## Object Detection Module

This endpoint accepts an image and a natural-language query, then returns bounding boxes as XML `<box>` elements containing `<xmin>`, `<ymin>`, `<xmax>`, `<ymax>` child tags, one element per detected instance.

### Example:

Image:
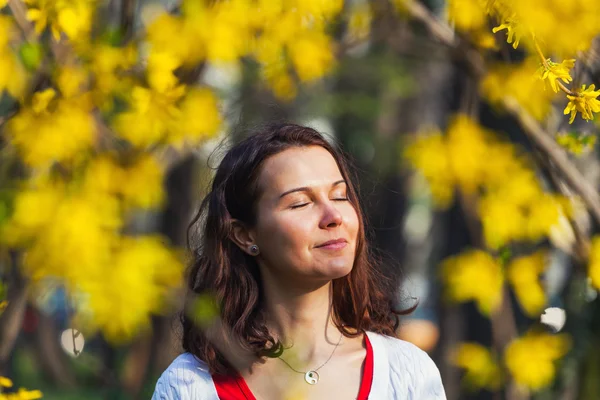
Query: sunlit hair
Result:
<box><xmin>182</xmin><ymin>123</ymin><xmax>412</xmax><ymax>375</ymax></box>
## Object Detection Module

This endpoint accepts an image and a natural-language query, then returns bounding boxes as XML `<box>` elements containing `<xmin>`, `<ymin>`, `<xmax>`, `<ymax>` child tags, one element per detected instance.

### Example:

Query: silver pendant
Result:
<box><xmin>304</xmin><ymin>370</ymin><xmax>319</xmax><ymax>385</ymax></box>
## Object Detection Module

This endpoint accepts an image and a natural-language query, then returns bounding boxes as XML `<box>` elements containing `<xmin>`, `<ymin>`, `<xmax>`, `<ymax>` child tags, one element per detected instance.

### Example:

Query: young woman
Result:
<box><xmin>152</xmin><ymin>123</ymin><xmax>446</xmax><ymax>399</ymax></box>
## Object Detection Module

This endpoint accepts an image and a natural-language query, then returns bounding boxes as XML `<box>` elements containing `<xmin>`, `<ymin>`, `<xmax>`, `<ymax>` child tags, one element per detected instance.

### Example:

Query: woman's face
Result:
<box><xmin>250</xmin><ymin>145</ymin><xmax>360</xmax><ymax>283</ymax></box>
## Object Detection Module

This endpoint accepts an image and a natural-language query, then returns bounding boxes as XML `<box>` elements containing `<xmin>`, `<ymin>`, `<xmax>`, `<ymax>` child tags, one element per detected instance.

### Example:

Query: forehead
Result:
<box><xmin>257</xmin><ymin>146</ymin><xmax>344</xmax><ymax>195</ymax></box>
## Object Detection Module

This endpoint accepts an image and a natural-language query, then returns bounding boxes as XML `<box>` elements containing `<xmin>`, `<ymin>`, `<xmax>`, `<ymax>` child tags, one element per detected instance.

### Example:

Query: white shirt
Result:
<box><xmin>152</xmin><ymin>331</ymin><xmax>447</xmax><ymax>399</ymax></box>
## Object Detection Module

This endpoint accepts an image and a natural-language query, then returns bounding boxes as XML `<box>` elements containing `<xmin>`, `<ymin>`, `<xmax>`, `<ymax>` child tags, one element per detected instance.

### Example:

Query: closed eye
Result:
<box><xmin>290</xmin><ymin>203</ymin><xmax>310</xmax><ymax>209</ymax></box>
<box><xmin>333</xmin><ymin>198</ymin><xmax>349</xmax><ymax>201</ymax></box>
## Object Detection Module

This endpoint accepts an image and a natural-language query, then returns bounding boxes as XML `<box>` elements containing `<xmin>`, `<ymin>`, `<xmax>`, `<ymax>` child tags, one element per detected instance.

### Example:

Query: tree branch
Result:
<box><xmin>402</xmin><ymin>0</ymin><xmax>600</xmax><ymax>226</ymax></box>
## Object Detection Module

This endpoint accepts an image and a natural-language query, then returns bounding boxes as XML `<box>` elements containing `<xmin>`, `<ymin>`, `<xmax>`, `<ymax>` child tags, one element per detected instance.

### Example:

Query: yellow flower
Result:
<box><xmin>76</xmin><ymin>236</ymin><xmax>183</xmax><ymax>342</ymax></box>
<box><xmin>452</xmin><ymin>343</ymin><xmax>503</xmax><ymax>390</ymax></box>
<box><xmin>169</xmin><ymin>88</ymin><xmax>222</xmax><ymax>147</ymax></box>
<box><xmin>24</xmin><ymin>0</ymin><xmax>95</xmax><ymax>41</ymax></box>
<box><xmin>0</xmin><ymin>16</ymin><xmax>27</xmax><ymax>98</ymax></box>
<box><xmin>492</xmin><ymin>20</ymin><xmax>522</xmax><ymax>49</ymax></box>
<box><xmin>538</xmin><ymin>59</ymin><xmax>575</xmax><ymax>93</ymax></box>
<box><xmin>507</xmin><ymin>252</ymin><xmax>547</xmax><ymax>317</ymax></box>
<box><xmin>120</xmin><ymin>155</ymin><xmax>165</xmax><ymax>210</ymax></box>
<box><xmin>404</xmin><ymin>131</ymin><xmax>455</xmax><ymax>208</ymax></box>
<box><xmin>347</xmin><ymin>3</ymin><xmax>371</xmax><ymax>42</ymax></box>
<box><xmin>505</xmin><ymin>331</ymin><xmax>571</xmax><ymax>391</ymax></box>
<box><xmin>113</xmin><ymin>84</ymin><xmax>185</xmax><ymax>147</ymax></box>
<box><xmin>588</xmin><ymin>235</ymin><xmax>600</xmax><ymax>289</ymax></box>
<box><xmin>287</xmin><ymin>31</ymin><xmax>335</xmax><ymax>82</ymax></box>
<box><xmin>446</xmin><ymin>115</ymin><xmax>491</xmax><ymax>194</ymax></box>
<box><xmin>482</xmin><ymin>60</ymin><xmax>556</xmax><ymax>121</ymax></box>
<box><xmin>478</xmin><ymin>195</ymin><xmax>525</xmax><ymax>249</ymax></box>
<box><xmin>447</xmin><ymin>0</ymin><xmax>488</xmax><ymax>31</ymax></box>
<box><xmin>6</xmin><ymin>89</ymin><xmax>96</xmax><ymax>167</ymax></box>
<box><xmin>0</xmin><ymin>376</ymin><xmax>12</xmax><ymax>388</ymax></box>
<box><xmin>84</xmin><ymin>155</ymin><xmax>165</xmax><ymax>210</ymax></box>
<box><xmin>564</xmin><ymin>84</ymin><xmax>600</xmax><ymax>124</ymax></box>
<box><xmin>440</xmin><ymin>250</ymin><xmax>504</xmax><ymax>315</ymax></box>
<box><xmin>556</xmin><ymin>131</ymin><xmax>596</xmax><ymax>155</ymax></box>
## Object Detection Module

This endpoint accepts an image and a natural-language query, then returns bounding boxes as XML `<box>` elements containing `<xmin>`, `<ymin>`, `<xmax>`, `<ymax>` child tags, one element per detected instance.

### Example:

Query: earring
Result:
<box><xmin>249</xmin><ymin>245</ymin><xmax>259</xmax><ymax>255</ymax></box>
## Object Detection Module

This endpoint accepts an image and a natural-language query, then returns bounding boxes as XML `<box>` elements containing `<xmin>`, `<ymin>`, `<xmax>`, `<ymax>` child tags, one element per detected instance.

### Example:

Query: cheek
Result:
<box><xmin>345</xmin><ymin>207</ymin><xmax>360</xmax><ymax>241</ymax></box>
<box><xmin>258</xmin><ymin>214</ymin><xmax>313</xmax><ymax>253</ymax></box>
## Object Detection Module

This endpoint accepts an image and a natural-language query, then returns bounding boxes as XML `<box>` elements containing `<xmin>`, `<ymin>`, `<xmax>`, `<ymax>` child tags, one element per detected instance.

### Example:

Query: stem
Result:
<box><xmin>503</xmin><ymin>97</ymin><xmax>600</xmax><ymax>225</ymax></box>
<box><xmin>533</xmin><ymin>40</ymin><xmax>576</xmax><ymax>96</ymax></box>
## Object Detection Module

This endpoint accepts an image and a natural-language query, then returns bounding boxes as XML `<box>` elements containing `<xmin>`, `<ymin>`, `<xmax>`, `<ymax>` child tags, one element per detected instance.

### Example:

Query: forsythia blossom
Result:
<box><xmin>505</xmin><ymin>331</ymin><xmax>571</xmax><ymax>391</ymax></box>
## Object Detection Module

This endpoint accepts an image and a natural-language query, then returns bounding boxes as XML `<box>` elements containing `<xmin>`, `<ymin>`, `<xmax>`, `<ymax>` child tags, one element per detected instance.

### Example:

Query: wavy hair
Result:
<box><xmin>182</xmin><ymin>123</ymin><xmax>412</xmax><ymax>375</ymax></box>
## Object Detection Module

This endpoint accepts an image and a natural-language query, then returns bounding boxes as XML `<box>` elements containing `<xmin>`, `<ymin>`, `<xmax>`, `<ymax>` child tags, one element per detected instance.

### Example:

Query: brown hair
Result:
<box><xmin>182</xmin><ymin>123</ymin><xmax>412</xmax><ymax>375</ymax></box>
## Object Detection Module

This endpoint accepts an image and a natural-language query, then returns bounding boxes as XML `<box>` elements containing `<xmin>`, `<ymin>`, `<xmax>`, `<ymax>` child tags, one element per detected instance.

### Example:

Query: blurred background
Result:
<box><xmin>1</xmin><ymin>0</ymin><xmax>600</xmax><ymax>399</ymax></box>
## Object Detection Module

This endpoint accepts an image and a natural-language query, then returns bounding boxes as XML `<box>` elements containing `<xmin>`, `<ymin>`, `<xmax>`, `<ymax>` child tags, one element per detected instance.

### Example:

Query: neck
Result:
<box><xmin>261</xmin><ymin>274</ymin><xmax>341</xmax><ymax>366</ymax></box>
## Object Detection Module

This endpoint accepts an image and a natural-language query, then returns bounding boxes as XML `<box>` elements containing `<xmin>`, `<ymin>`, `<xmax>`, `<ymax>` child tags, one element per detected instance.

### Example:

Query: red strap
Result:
<box><xmin>213</xmin><ymin>372</ymin><xmax>256</xmax><ymax>400</ymax></box>
<box><xmin>213</xmin><ymin>334</ymin><xmax>374</xmax><ymax>399</ymax></box>
<box><xmin>357</xmin><ymin>333</ymin><xmax>374</xmax><ymax>400</ymax></box>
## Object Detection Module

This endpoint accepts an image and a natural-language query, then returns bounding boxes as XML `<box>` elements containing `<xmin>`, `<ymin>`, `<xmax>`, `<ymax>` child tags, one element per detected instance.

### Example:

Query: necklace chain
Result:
<box><xmin>276</xmin><ymin>331</ymin><xmax>343</xmax><ymax>374</ymax></box>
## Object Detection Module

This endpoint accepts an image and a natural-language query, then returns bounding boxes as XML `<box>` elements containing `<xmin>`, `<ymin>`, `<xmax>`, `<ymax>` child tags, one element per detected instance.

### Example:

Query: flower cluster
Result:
<box><xmin>405</xmin><ymin>115</ymin><xmax>572</xmax><ymax>249</ymax></box>
<box><xmin>446</xmin><ymin>0</ymin><xmax>600</xmax><ymax>123</ymax></box>
<box><xmin>0</xmin><ymin>377</ymin><xmax>42</xmax><ymax>400</ymax></box>
<box><xmin>453</xmin><ymin>330</ymin><xmax>571</xmax><ymax>392</ymax></box>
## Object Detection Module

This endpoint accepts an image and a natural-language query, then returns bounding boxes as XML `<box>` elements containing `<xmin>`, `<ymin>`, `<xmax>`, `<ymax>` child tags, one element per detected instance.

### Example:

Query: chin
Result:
<box><xmin>323</xmin><ymin>260</ymin><xmax>353</xmax><ymax>280</ymax></box>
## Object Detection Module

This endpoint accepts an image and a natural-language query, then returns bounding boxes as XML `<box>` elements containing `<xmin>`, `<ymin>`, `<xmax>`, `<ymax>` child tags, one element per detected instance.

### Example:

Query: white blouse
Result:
<box><xmin>152</xmin><ymin>331</ymin><xmax>447</xmax><ymax>399</ymax></box>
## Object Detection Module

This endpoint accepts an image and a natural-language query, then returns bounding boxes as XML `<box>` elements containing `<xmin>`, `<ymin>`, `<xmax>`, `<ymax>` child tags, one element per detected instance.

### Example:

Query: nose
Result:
<box><xmin>319</xmin><ymin>201</ymin><xmax>343</xmax><ymax>229</ymax></box>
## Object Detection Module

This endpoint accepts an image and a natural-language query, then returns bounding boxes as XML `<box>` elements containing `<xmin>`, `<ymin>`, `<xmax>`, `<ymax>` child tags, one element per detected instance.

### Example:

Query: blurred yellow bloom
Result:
<box><xmin>564</xmin><ymin>84</ymin><xmax>600</xmax><ymax>124</ymax></box>
<box><xmin>505</xmin><ymin>331</ymin><xmax>571</xmax><ymax>391</ymax></box>
<box><xmin>538</xmin><ymin>59</ymin><xmax>575</xmax><ymax>93</ymax></box>
<box><xmin>479</xmin><ymin>195</ymin><xmax>525</xmax><ymax>249</ymax></box>
<box><xmin>0</xmin><ymin>16</ymin><xmax>26</xmax><ymax>98</ymax></box>
<box><xmin>482</xmin><ymin>60</ymin><xmax>555</xmax><ymax>121</ymax></box>
<box><xmin>404</xmin><ymin>131</ymin><xmax>455</xmax><ymax>208</ymax></box>
<box><xmin>588</xmin><ymin>235</ymin><xmax>600</xmax><ymax>289</ymax></box>
<box><xmin>446</xmin><ymin>115</ymin><xmax>491</xmax><ymax>194</ymax></box>
<box><xmin>113</xmin><ymin>84</ymin><xmax>185</xmax><ymax>147</ymax></box>
<box><xmin>452</xmin><ymin>343</ymin><xmax>503</xmax><ymax>390</ymax></box>
<box><xmin>170</xmin><ymin>88</ymin><xmax>222</xmax><ymax>147</ymax></box>
<box><xmin>56</xmin><ymin>65</ymin><xmax>89</xmax><ymax>98</ymax></box>
<box><xmin>0</xmin><ymin>377</ymin><xmax>12</xmax><ymax>388</ymax></box>
<box><xmin>488</xmin><ymin>0</ymin><xmax>600</xmax><ymax>59</ymax></box>
<box><xmin>6</xmin><ymin>89</ymin><xmax>96</xmax><ymax>167</ymax></box>
<box><xmin>507</xmin><ymin>252</ymin><xmax>547</xmax><ymax>317</ymax></box>
<box><xmin>77</xmin><ymin>236</ymin><xmax>183</xmax><ymax>342</ymax></box>
<box><xmin>120</xmin><ymin>156</ymin><xmax>165</xmax><ymax>209</ymax></box>
<box><xmin>447</xmin><ymin>0</ymin><xmax>488</xmax><ymax>31</ymax></box>
<box><xmin>0</xmin><ymin>388</ymin><xmax>43</xmax><ymax>399</ymax></box>
<box><xmin>84</xmin><ymin>155</ymin><xmax>165</xmax><ymax>210</ymax></box>
<box><xmin>556</xmin><ymin>132</ymin><xmax>596</xmax><ymax>155</ymax></box>
<box><xmin>146</xmin><ymin>13</ymin><xmax>204</xmax><ymax>68</ymax></box>
<box><xmin>24</xmin><ymin>0</ymin><xmax>95</xmax><ymax>41</ymax></box>
<box><xmin>288</xmin><ymin>32</ymin><xmax>335</xmax><ymax>82</ymax></box>
<box><xmin>347</xmin><ymin>3</ymin><xmax>371</xmax><ymax>42</ymax></box>
<box><xmin>441</xmin><ymin>250</ymin><xmax>504</xmax><ymax>315</ymax></box>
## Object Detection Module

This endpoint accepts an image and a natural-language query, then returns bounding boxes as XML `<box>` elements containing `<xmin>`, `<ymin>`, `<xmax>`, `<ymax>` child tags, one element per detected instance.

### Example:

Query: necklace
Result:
<box><xmin>277</xmin><ymin>332</ymin><xmax>343</xmax><ymax>385</ymax></box>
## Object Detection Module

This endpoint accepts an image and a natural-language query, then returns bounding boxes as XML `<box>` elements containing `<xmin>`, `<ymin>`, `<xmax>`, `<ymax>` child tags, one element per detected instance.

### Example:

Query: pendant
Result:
<box><xmin>304</xmin><ymin>370</ymin><xmax>319</xmax><ymax>385</ymax></box>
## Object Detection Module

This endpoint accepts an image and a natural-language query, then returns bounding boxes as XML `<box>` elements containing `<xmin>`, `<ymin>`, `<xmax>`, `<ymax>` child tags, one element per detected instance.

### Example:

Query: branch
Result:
<box><xmin>400</xmin><ymin>0</ymin><xmax>485</xmax><ymax>76</ymax></box>
<box><xmin>402</xmin><ymin>0</ymin><xmax>600</xmax><ymax>226</ymax></box>
<box><xmin>503</xmin><ymin>97</ymin><xmax>600</xmax><ymax>225</ymax></box>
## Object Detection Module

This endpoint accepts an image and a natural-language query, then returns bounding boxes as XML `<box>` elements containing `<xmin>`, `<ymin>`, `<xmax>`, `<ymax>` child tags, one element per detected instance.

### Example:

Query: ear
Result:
<box><xmin>230</xmin><ymin>219</ymin><xmax>257</xmax><ymax>255</ymax></box>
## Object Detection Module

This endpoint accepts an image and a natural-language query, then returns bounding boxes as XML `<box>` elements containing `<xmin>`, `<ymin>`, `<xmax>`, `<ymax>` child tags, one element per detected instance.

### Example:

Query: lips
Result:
<box><xmin>316</xmin><ymin>238</ymin><xmax>348</xmax><ymax>250</ymax></box>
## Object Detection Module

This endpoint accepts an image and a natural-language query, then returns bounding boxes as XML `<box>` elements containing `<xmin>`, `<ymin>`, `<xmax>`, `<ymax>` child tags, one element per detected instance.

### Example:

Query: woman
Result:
<box><xmin>152</xmin><ymin>123</ymin><xmax>446</xmax><ymax>399</ymax></box>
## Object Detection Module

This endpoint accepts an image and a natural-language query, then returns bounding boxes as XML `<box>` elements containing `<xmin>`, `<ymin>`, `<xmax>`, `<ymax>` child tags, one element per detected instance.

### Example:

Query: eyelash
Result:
<box><xmin>290</xmin><ymin>198</ymin><xmax>349</xmax><ymax>209</ymax></box>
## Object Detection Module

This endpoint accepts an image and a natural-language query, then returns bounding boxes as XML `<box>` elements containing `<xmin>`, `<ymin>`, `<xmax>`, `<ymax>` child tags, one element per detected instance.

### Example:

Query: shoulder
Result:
<box><xmin>367</xmin><ymin>331</ymin><xmax>446</xmax><ymax>399</ymax></box>
<box><xmin>151</xmin><ymin>353</ymin><xmax>218</xmax><ymax>400</ymax></box>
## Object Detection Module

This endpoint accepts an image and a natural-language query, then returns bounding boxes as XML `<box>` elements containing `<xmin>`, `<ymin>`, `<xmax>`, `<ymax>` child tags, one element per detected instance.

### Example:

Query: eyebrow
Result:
<box><xmin>278</xmin><ymin>179</ymin><xmax>346</xmax><ymax>199</ymax></box>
